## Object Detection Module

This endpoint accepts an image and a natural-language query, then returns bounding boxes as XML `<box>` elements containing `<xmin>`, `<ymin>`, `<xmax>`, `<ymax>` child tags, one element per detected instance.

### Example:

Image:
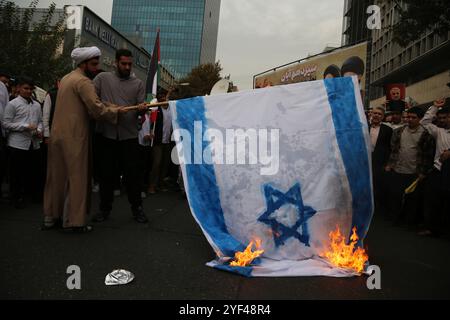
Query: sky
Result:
<box><xmin>14</xmin><ymin>0</ymin><xmax>345</xmax><ymax>90</ymax></box>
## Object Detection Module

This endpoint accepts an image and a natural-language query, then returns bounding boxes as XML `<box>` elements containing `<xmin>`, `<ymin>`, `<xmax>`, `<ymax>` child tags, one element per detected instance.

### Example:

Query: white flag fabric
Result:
<box><xmin>170</xmin><ymin>77</ymin><xmax>373</xmax><ymax>277</ymax></box>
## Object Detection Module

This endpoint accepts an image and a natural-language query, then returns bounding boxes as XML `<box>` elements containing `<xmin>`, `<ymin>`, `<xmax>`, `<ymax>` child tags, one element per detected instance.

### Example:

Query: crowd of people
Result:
<box><xmin>0</xmin><ymin>46</ymin><xmax>449</xmax><ymax>237</ymax></box>
<box><xmin>0</xmin><ymin>47</ymin><xmax>180</xmax><ymax>233</ymax></box>
<box><xmin>368</xmin><ymin>97</ymin><xmax>450</xmax><ymax>238</ymax></box>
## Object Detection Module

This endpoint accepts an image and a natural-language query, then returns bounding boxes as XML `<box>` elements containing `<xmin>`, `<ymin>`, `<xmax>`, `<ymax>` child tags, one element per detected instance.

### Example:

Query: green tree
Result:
<box><xmin>175</xmin><ymin>62</ymin><xmax>223</xmax><ymax>99</ymax></box>
<box><xmin>0</xmin><ymin>0</ymin><xmax>71</xmax><ymax>89</ymax></box>
<box><xmin>389</xmin><ymin>0</ymin><xmax>450</xmax><ymax>47</ymax></box>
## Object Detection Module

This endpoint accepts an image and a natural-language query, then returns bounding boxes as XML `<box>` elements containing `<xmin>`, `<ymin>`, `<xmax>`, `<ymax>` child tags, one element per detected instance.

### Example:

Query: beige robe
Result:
<box><xmin>44</xmin><ymin>69</ymin><xmax>119</xmax><ymax>227</ymax></box>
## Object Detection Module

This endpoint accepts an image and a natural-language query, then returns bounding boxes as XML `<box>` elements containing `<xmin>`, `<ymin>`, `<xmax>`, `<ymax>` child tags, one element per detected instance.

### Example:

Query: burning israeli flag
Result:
<box><xmin>170</xmin><ymin>76</ymin><xmax>373</xmax><ymax>277</ymax></box>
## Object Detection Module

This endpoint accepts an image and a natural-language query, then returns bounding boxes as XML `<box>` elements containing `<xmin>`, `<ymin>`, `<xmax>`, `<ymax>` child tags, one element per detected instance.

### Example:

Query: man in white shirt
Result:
<box><xmin>419</xmin><ymin>98</ymin><xmax>450</xmax><ymax>236</ymax></box>
<box><xmin>0</xmin><ymin>71</ymin><xmax>11</xmax><ymax>198</ymax></box>
<box><xmin>0</xmin><ymin>71</ymin><xmax>10</xmax><ymax>121</ymax></box>
<box><xmin>42</xmin><ymin>80</ymin><xmax>60</xmax><ymax>142</ymax></box>
<box><xmin>138</xmin><ymin>110</ymin><xmax>152</xmax><ymax>198</ymax></box>
<box><xmin>1</xmin><ymin>76</ymin><xmax>43</xmax><ymax>209</ymax></box>
<box><xmin>148</xmin><ymin>92</ymin><xmax>173</xmax><ymax>194</ymax></box>
<box><xmin>41</xmin><ymin>81</ymin><xmax>60</xmax><ymax>200</ymax></box>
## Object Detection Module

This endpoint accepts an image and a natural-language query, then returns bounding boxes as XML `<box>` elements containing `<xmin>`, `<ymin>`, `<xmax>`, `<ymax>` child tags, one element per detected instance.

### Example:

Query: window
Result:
<box><xmin>415</xmin><ymin>42</ymin><xmax>420</xmax><ymax>58</ymax></box>
<box><xmin>427</xmin><ymin>34</ymin><xmax>434</xmax><ymax>50</ymax></box>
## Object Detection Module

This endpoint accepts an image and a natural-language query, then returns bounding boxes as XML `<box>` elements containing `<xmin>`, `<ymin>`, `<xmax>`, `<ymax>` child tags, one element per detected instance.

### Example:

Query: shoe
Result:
<box><xmin>114</xmin><ymin>190</ymin><xmax>121</xmax><ymax>197</ymax></box>
<box><xmin>63</xmin><ymin>225</ymin><xmax>93</xmax><ymax>233</ymax></box>
<box><xmin>141</xmin><ymin>191</ymin><xmax>147</xmax><ymax>199</ymax></box>
<box><xmin>147</xmin><ymin>186</ymin><xmax>156</xmax><ymax>195</ymax></box>
<box><xmin>132</xmin><ymin>207</ymin><xmax>149</xmax><ymax>224</ymax></box>
<box><xmin>41</xmin><ymin>217</ymin><xmax>63</xmax><ymax>231</ymax></box>
<box><xmin>92</xmin><ymin>184</ymin><xmax>99</xmax><ymax>193</ymax></box>
<box><xmin>92</xmin><ymin>211</ymin><xmax>110</xmax><ymax>223</ymax></box>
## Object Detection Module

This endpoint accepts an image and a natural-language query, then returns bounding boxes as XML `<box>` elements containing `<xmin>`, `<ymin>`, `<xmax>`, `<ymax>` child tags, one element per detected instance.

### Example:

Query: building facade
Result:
<box><xmin>342</xmin><ymin>0</ymin><xmax>450</xmax><ymax>108</ymax></box>
<box><xmin>368</xmin><ymin>0</ymin><xmax>450</xmax><ymax>107</ymax></box>
<box><xmin>342</xmin><ymin>0</ymin><xmax>372</xmax><ymax>46</ymax></box>
<box><xmin>111</xmin><ymin>0</ymin><xmax>221</xmax><ymax>80</ymax></box>
<box><xmin>20</xmin><ymin>6</ymin><xmax>151</xmax><ymax>83</ymax></box>
<box><xmin>19</xmin><ymin>6</ymin><xmax>175</xmax><ymax>91</ymax></box>
<box><xmin>64</xmin><ymin>6</ymin><xmax>151</xmax><ymax>83</ymax></box>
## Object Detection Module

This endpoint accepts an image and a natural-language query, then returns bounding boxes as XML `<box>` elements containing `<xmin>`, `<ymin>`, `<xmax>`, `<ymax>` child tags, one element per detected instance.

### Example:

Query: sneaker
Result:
<box><xmin>132</xmin><ymin>207</ymin><xmax>149</xmax><ymax>224</ymax></box>
<box><xmin>141</xmin><ymin>192</ymin><xmax>147</xmax><ymax>199</ymax></box>
<box><xmin>41</xmin><ymin>217</ymin><xmax>62</xmax><ymax>231</ymax></box>
<box><xmin>147</xmin><ymin>186</ymin><xmax>156</xmax><ymax>195</ymax></box>
<box><xmin>92</xmin><ymin>211</ymin><xmax>110</xmax><ymax>223</ymax></box>
<box><xmin>92</xmin><ymin>184</ymin><xmax>99</xmax><ymax>193</ymax></box>
<box><xmin>114</xmin><ymin>190</ymin><xmax>121</xmax><ymax>197</ymax></box>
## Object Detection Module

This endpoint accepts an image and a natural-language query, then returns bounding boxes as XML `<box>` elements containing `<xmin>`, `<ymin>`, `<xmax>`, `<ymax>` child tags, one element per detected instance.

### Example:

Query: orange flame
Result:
<box><xmin>230</xmin><ymin>239</ymin><xmax>264</xmax><ymax>267</ymax></box>
<box><xmin>322</xmin><ymin>226</ymin><xmax>368</xmax><ymax>273</ymax></box>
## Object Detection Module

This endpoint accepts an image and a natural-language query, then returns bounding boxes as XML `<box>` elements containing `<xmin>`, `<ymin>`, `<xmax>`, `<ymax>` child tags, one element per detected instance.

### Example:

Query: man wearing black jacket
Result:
<box><xmin>370</xmin><ymin>107</ymin><xmax>393</xmax><ymax>216</ymax></box>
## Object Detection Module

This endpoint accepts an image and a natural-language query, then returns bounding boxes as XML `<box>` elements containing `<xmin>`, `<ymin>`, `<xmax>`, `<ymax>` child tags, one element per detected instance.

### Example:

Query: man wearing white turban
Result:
<box><xmin>70</xmin><ymin>46</ymin><xmax>102</xmax><ymax>66</ymax></box>
<box><xmin>43</xmin><ymin>47</ymin><xmax>145</xmax><ymax>233</ymax></box>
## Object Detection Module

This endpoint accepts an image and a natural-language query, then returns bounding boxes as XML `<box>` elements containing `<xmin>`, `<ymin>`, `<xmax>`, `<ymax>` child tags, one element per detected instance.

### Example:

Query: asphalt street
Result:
<box><xmin>1</xmin><ymin>189</ymin><xmax>450</xmax><ymax>300</ymax></box>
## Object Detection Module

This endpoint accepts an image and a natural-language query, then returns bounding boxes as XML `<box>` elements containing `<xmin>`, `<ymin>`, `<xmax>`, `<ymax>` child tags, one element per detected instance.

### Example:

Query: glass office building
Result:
<box><xmin>111</xmin><ymin>0</ymin><xmax>221</xmax><ymax>79</ymax></box>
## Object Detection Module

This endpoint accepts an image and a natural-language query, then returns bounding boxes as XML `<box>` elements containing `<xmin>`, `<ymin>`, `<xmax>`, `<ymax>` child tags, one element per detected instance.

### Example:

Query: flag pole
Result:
<box><xmin>122</xmin><ymin>101</ymin><xmax>169</xmax><ymax>112</ymax></box>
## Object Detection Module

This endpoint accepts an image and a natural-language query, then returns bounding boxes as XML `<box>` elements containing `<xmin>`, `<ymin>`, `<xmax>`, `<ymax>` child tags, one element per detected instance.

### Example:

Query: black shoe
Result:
<box><xmin>92</xmin><ymin>211</ymin><xmax>110</xmax><ymax>223</ymax></box>
<box><xmin>132</xmin><ymin>207</ymin><xmax>149</xmax><ymax>224</ymax></box>
<box><xmin>63</xmin><ymin>225</ymin><xmax>93</xmax><ymax>234</ymax></box>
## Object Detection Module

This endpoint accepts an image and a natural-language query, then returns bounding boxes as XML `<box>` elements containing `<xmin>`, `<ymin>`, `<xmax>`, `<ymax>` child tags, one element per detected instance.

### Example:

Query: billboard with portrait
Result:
<box><xmin>254</xmin><ymin>42</ymin><xmax>368</xmax><ymax>90</ymax></box>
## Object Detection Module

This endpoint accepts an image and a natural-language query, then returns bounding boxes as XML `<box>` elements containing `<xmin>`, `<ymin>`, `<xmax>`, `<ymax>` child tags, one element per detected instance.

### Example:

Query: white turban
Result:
<box><xmin>71</xmin><ymin>46</ymin><xmax>101</xmax><ymax>65</ymax></box>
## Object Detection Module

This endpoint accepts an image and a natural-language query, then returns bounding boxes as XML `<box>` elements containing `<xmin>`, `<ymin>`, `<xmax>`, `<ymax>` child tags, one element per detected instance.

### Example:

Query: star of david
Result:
<box><xmin>258</xmin><ymin>183</ymin><xmax>317</xmax><ymax>247</ymax></box>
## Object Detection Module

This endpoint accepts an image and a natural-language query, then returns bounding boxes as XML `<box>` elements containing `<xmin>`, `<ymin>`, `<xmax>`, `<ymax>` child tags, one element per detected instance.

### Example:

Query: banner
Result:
<box><xmin>254</xmin><ymin>42</ymin><xmax>368</xmax><ymax>90</ymax></box>
<box><xmin>171</xmin><ymin>77</ymin><xmax>373</xmax><ymax>277</ymax></box>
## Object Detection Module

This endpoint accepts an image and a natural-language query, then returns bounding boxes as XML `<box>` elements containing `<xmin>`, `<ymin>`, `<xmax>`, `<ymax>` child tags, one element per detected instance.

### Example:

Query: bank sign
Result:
<box><xmin>84</xmin><ymin>15</ymin><xmax>119</xmax><ymax>50</ymax></box>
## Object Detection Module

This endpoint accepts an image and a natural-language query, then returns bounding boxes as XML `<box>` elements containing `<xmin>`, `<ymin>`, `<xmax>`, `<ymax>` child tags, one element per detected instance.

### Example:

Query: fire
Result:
<box><xmin>322</xmin><ymin>226</ymin><xmax>368</xmax><ymax>273</ymax></box>
<box><xmin>230</xmin><ymin>239</ymin><xmax>264</xmax><ymax>267</ymax></box>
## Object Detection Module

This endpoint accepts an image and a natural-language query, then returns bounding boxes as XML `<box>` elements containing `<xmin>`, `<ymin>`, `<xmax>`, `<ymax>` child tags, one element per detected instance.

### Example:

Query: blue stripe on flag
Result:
<box><xmin>175</xmin><ymin>97</ymin><xmax>246</xmax><ymax>258</ymax></box>
<box><xmin>213</xmin><ymin>264</ymin><xmax>253</xmax><ymax>278</ymax></box>
<box><xmin>324</xmin><ymin>77</ymin><xmax>373</xmax><ymax>243</ymax></box>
